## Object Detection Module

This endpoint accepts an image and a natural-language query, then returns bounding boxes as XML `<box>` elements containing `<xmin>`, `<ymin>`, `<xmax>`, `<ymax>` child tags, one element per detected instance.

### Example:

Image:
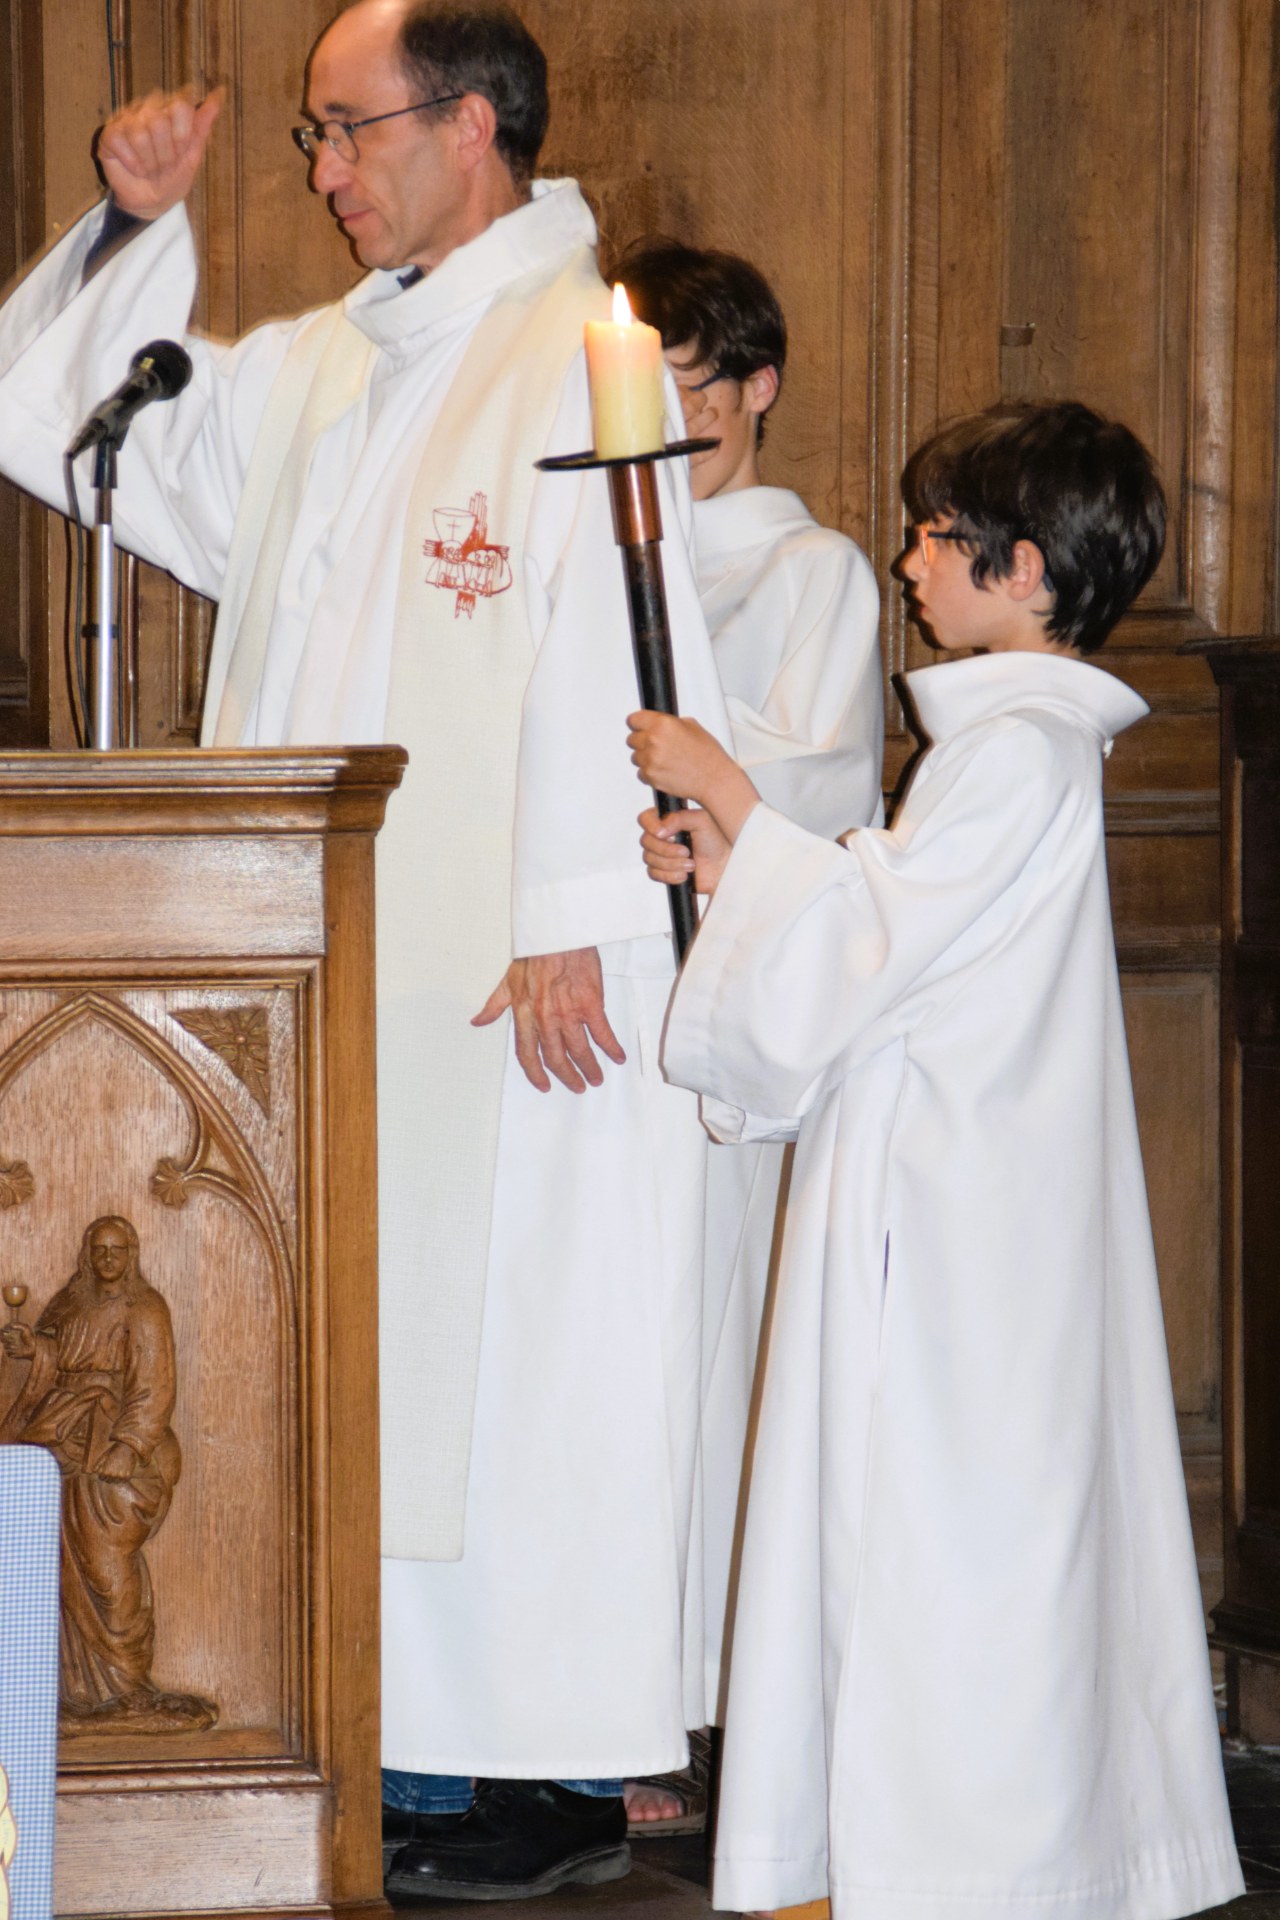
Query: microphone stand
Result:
<box><xmin>88</xmin><ymin>438</ymin><xmax>120</xmax><ymax>750</ymax></box>
<box><xmin>68</xmin><ymin>338</ymin><xmax>192</xmax><ymax>750</ymax></box>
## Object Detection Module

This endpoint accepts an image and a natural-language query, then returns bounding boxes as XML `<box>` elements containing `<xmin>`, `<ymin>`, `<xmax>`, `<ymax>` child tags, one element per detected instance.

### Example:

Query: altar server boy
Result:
<box><xmin>617</xmin><ymin>238</ymin><xmax>883</xmax><ymax>1753</ymax></box>
<box><xmin>628</xmin><ymin>401</ymin><xmax>1244</xmax><ymax>1920</ymax></box>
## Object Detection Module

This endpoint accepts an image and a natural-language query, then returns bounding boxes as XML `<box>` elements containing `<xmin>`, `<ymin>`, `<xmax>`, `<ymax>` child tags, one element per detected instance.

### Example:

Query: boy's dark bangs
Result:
<box><xmin>900</xmin><ymin>434</ymin><xmax>962</xmax><ymax>523</ymax></box>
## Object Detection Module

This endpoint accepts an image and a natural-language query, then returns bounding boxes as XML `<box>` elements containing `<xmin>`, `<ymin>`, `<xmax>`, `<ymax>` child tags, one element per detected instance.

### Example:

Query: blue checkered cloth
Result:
<box><xmin>0</xmin><ymin>1446</ymin><xmax>59</xmax><ymax>1920</ymax></box>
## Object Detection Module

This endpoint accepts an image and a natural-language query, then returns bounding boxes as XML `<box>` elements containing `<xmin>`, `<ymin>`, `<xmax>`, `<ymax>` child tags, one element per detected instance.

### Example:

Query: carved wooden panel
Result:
<box><xmin>0</xmin><ymin>747</ymin><xmax>399</xmax><ymax>1917</ymax></box>
<box><xmin>0</xmin><ymin>981</ymin><xmax>306</xmax><ymax>1761</ymax></box>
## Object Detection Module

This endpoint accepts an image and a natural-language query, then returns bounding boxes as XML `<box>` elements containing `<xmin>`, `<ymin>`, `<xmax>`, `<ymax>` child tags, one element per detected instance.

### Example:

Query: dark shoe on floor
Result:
<box><xmin>385</xmin><ymin>1778</ymin><xmax>630</xmax><ymax>1902</ymax></box>
<box><xmin>382</xmin><ymin>1804</ymin><xmax>469</xmax><ymax>1853</ymax></box>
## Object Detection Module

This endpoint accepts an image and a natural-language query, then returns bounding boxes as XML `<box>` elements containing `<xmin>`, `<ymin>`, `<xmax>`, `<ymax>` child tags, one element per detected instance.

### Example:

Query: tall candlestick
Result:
<box><xmin>584</xmin><ymin>283</ymin><xmax>665</xmax><ymax>459</ymax></box>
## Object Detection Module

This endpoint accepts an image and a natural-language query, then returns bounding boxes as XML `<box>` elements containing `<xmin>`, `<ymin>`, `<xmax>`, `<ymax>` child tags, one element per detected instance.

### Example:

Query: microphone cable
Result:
<box><xmin>62</xmin><ymin>456</ymin><xmax>90</xmax><ymax>749</ymax></box>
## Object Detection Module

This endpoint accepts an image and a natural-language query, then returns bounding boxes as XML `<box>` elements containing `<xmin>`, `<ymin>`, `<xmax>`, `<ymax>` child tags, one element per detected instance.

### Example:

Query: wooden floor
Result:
<box><xmin>385</xmin><ymin>1749</ymin><xmax>1280</xmax><ymax>1918</ymax></box>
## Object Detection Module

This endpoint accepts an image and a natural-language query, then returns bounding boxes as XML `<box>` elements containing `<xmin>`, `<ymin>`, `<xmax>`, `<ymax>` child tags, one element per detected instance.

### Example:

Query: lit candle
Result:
<box><xmin>584</xmin><ymin>283</ymin><xmax>665</xmax><ymax>459</ymax></box>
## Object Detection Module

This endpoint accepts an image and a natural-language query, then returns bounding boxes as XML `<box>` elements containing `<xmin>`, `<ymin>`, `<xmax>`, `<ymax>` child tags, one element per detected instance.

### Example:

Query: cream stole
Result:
<box><xmin>203</xmin><ymin>249</ymin><xmax>611</xmax><ymax>1560</ymax></box>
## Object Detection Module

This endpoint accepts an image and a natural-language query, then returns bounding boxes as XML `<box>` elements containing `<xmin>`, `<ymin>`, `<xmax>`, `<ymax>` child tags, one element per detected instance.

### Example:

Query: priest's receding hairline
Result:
<box><xmin>307</xmin><ymin>0</ymin><xmax>414</xmax><ymax>116</ymax></box>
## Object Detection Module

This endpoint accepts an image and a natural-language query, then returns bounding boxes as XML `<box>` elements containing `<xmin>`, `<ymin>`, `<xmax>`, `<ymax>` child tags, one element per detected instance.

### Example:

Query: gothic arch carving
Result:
<box><xmin>0</xmin><ymin>990</ymin><xmax>295</xmax><ymax>1333</ymax></box>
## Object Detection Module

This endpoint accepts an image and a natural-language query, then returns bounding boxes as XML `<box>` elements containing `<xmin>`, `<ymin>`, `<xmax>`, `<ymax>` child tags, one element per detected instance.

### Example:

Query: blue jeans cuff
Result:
<box><xmin>381</xmin><ymin>1769</ymin><xmax>622</xmax><ymax>1809</ymax></box>
<box><xmin>381</xmin><ymin>1768</ymin><xmax>474</xmax><ymax>1815</ymax></box>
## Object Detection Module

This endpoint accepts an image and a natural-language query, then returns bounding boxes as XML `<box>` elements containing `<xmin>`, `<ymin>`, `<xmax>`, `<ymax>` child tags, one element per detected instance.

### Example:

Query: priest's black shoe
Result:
<box><xmin>382</xmin><ymin>1804</ymin><xmax>468</xmax><ymax>1858</ymax></box>
<box><xmin>385</xmin><ymin>1778</ymin><xmax>630</xmax><ymax>1902</ymax></box>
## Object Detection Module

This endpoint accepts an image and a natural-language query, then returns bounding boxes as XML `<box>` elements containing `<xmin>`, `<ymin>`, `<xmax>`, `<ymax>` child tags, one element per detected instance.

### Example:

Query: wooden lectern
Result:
<box><xmin>0</xmin><ymin>747</ymin><xmax>404</xmax><ymax>1920</ymax></box>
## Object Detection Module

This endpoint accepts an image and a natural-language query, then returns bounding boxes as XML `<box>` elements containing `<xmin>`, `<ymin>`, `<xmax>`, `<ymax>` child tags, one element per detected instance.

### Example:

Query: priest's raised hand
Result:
<box><xmin>96</xmin><ymin>85</ymin><xmax>225</xmax><ymax>221</ymax></box>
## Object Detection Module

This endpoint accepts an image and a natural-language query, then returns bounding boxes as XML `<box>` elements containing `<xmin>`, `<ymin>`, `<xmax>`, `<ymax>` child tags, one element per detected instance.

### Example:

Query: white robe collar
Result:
<box><xmin>905</xmin><ymin>649</ymin><xmax>1148</xmax><ymax>755</ymax></box>
<box><xmin>341</xmin><ymin>176</ymin><xmax>597</xmax><ymax>355</ymax></box>
<box><xmin>693</xmin><ymin>485</ymin><xmax>815</xmax><ymax>556</ymax></box>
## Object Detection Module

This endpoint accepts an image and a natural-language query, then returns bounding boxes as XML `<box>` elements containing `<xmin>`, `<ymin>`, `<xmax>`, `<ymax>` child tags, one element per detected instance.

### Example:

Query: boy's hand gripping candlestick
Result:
<box><xmin>537</xmin><ymin>284</ymin><xmax>716</xmax><ymax>961</ymax></box>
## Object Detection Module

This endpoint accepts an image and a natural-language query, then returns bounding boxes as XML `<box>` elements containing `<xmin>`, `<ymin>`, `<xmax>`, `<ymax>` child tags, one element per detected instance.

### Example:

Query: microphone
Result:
<box><xmin>67</xmin><ymin>339</ymin><xmax>193</xmax><ymax>458</ymax></box>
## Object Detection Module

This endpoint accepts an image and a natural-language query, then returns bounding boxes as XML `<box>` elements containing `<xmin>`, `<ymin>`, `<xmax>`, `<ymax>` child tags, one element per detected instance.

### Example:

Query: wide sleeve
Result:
<box><xmin>729</xmin><ymin>535</ymin><xmax>885</xmax><ymax>838</ymax></box>
<box><xmin>112</xmin><ymin>1293</ymin><xmax>177</xmax><ymax>1463</ymax></box>
<box><xmin>664</xmin><ymin>715</ymin><xmax>1077</xmax><ymax>1128</ymax></box>
<box><xmin>0</xmin><ymin>201</ymin><xmax>297</xmax><ymax>598</ymax></box>
<box><xmin>510</xmin><ymin>351</ymin><xmax>732</xmax><ymax>956</ymax></box>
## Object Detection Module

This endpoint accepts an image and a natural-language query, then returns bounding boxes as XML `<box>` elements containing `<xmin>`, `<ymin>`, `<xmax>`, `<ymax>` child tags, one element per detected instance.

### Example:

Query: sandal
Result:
<box><xmin>625</xmin><ymin>1726</ymin><xmax>713</xmax><ymax>1837</ymax></box>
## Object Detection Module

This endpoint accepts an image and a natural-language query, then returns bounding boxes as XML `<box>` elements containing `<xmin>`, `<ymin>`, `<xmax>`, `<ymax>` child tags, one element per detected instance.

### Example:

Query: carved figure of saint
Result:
<box><xmin>0</xmin><ymin>1217</ymin><xmax>216</xmax><ymax>1732</ymax></box>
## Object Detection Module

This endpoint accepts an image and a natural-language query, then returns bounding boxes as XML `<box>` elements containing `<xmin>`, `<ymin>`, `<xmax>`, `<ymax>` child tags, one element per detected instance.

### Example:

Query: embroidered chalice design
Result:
<box><xmin>423</xmin><ymin>490</ymin><xmax>513</xmax><ymax>619</ymax></box>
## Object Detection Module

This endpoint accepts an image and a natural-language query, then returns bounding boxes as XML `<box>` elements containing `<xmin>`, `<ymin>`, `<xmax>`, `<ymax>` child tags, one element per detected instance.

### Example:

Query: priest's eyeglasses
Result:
<box><xmin>905</xmin><ymin>524</ymin><xmax>970</xmax><ymax>565</ymax></box>
<box><xmin>292</xmin><ymin>94</ymin><xmax>464</xmax><ymax>163</ymax></box>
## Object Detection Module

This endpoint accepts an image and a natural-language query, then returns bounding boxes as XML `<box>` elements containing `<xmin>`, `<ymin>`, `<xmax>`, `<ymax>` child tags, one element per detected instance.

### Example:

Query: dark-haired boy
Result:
<box><xmin>628</xmin><ymin>402</ymin><xmax>1244</xmax><ymax>1919</ymax></box>
<box><xmin>616</xmin><ymin>243</ymin><xmax>883</xmax><ymax>1793</ymax></box>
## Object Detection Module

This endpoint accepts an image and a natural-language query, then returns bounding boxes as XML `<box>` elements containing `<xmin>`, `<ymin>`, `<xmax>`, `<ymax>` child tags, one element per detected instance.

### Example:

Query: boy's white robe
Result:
<box><xmin>0</xmin><ymin>181</ymin><xmax>730</xmax><ymax>1772</ymax></box>
<box><xmin>690</xmin><ymin>485</ymin><xmax>883</xmax><ymax>1722</ymax></box>
<box><xmin>664</xmin><ymin>652</ymin><xmax>1243</xmax><ymax>1920</ymax></box>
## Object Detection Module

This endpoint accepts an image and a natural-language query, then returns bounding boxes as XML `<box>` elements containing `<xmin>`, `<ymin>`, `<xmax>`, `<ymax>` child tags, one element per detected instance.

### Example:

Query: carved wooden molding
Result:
<box><xmin>0</xmin><ymin>1160</ymin><xmax>34</xmax><ymax>1209</ymax></box>
<box><xmin>173</xmin><ymin>1006</ymin><xmax>271</xmax><ymax>1112</ymax></box>
<box><xmin>0</xmin><ymin>989</ymin><xmax>295</xmax><ymax>1336</ymax></box>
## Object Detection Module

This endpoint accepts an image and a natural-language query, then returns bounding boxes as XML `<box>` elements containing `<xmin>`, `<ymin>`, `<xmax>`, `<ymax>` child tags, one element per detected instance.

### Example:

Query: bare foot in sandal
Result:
<box><xmin>623</xmin><ymin>1779</ymin><xmax>685</xmax><ymax>1823</ymax></box>
<box><xmin>623</xmin><ymin>1727</ymin><xmax>713</xmax><ymax>1835</ymax></box>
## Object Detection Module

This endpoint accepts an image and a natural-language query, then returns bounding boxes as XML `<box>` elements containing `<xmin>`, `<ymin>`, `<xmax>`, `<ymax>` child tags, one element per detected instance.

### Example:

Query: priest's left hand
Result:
<box><xmin>473</xmin><ymin>947</ymin><xmax>626</xmax><ymax>1094</ymax></box>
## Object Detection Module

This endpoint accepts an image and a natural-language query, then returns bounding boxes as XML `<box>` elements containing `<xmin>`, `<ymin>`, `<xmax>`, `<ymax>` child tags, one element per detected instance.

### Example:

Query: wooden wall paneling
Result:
<box><xmin>36</xmin><ymin>0</ymin><xmax>120</xmax><ymax>751</ymax></box>
<box><xmin>1199</xmin><ymin>642</ymin><xmax>1280</xmax><ymax>1739</ymax></box>
<box><xmin>937</xmin><ymin>0</ymin><xmax>1004</xmax><ymax>423</ymax></box>
<box><xmin>847</xmin><ymin>0</ymin><xmax>909</xmax><ymax>733</ymax></box>
<box><xmin>1001</xmin><ymin>1</ymin><xmax>1196</xmax><ymax>632</ymax></box>
<box><xmin>21</xmin><ymin>0</ymin><xmax>361</xmax><ymax>751</ymax></box>
<box><xmin>1120</xmin><ymin>970</ymin><xmax>1222</xmax><ymax>1428</ymax></box>
<box><xmin>1121</xmin><ymin>968</ymin><xmax>1222</xmax><ymax>1608</ymax></box>
<box><xmin>526</xmin><ymin>0</ymin><xmax>852</xmax><ymax>536</ymax></box>
<box><xmin>1225</xmin><ymin>0</ymin><xmax>1280</xmax><ymax>635</ymax></box>
<box><xmin>199</xmin><ymin>0</ymin><xmax>359</xmax><ymax>334</ymax></box>
<box><xmin>130</xmin><ymin>0</ymin><xmax>356</xmax><ymax>749</ymax></box>
<box><xmin>0</xmin><ymin>0</ymin><xmax>46</xmax><ymax>746</ymax></box>
<box><xmin>885</xmin><ymin>0</ymin><xmax>1010</xmax><ymax>780</ymax></box>
<box><xmin>916</xmin><ymin>0</ymin><xmax>1244</xmax><ymax>1626</ymax></box>
<box><xmin>1192</xmin><ymin>0</ymin><xmax>1242</xmax><ymax>638</ymax></box>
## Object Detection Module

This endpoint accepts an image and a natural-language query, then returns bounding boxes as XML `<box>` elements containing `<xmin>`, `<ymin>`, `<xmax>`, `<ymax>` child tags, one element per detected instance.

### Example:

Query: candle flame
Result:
<box><xmin>612</xmin><ymin>282</ymin><xmax>634</xmax><ymax>326</ymax></box>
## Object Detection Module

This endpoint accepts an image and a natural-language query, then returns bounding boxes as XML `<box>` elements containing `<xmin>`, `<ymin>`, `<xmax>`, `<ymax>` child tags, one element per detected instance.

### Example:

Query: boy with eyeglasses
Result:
<box><xmin>627</xmin><ymin>401</ymin><xmax>1243</xmax><ymax>1920</ymax></box>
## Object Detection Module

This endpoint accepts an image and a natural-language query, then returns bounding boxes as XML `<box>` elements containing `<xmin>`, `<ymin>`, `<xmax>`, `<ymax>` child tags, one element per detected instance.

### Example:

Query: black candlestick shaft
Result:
<box><xmin>604</xmin><ymin>459</ymin><xmax>700</xmax><ymax>962</ymax></box>
<box><xmin>617</xmin><ymin>541</ymin><xmax>699</xmax><ymax>959</ymax></box>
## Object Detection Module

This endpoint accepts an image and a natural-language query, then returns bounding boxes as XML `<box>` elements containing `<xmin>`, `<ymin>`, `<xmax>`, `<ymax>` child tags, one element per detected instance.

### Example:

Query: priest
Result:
<box><xmin>0</xmin><ymin>2</ymin><xmax>729</xmax><ymax>1899</ymax></box>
